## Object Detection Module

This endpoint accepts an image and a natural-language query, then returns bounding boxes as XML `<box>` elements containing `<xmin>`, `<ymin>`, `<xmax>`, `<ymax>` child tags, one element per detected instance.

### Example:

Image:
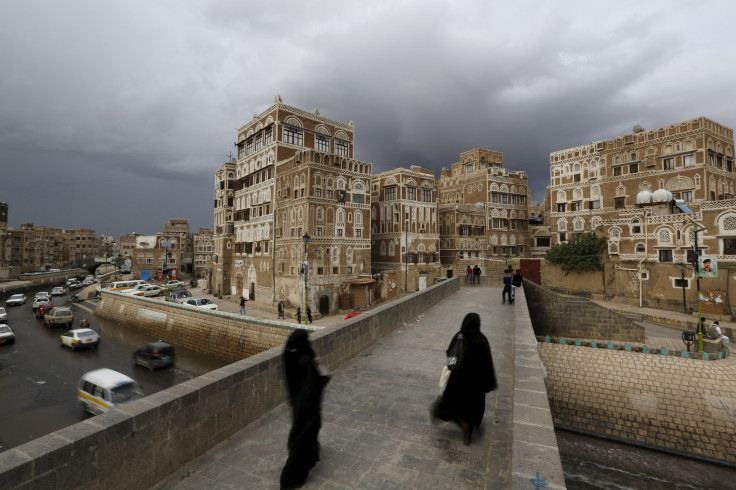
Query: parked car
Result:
<box><xmin>164</xmin><ymin>280</ymin><xmax>183</xmax><ymax>289</ymax></box>
<box><xmin>35</xmin><ymin>303</ymin><xmax>55</xmax><ymax>318</ymax></box>
<box><xmin>66</xmin><ymin>278</ymin><xmax>81</xmax><ymax>286</ymax></box>
<box><xmin>60</xmin><ymin>328</ymin><xmax>100</xmax><ymax>350</ymax></box>
<box><xmin>137</xmin><ymin>285</ymin><xmax>162</xmax><ymax>297</ymax></box>
<box><xmin>123</xmin><ymin>284</ymin><xmax>162</xmax><ymax>297</ymax></box>
<box><xmin>77</xmin><ymin>369</ymin><xmax>143</xmax><ymax>414</ymax></box>
<box><xmin>0</xmin><ymin>307</ymin><xmax>6</xmax><ymax>321</ymax></box>
<box><xmin>44</xmin><ymin>307</ymin><xmax>74</xmax><ymax>328</ymax></box>
<box><xmin>51</xmin><ymin>286</ymin><xmax>67</xmax><ymax>296</ymax></box>
<box><xmin>0</xmin><ymin>324</ymin><xmax>14</xmax><ymax>344</ymax></box>
<box><xmin>133</xmin><ymin>341</ymin><xmax>175</xmax><ymax>370</ymax></box>
<box><xmin>165</xmin><ymin>287</ymin><xmax>192</xmax><ymax>303</ymax></box>
<box><xmin>182</xmin><ymin>297</ymin><xmax>219</xmax><ymax>311</ymax></box>
<box><xmin>68</xmin><ymin>281</ymin><xmax>83</xmax><ymax>290</ymax></box>
<box><xmin>32</xmin><ymin>297</ymin><xmax>52</xmax><ymax>310</ymax></box>
<box><xmin>6</xmin><ymin>294</ymin><xmax>26</xmax><ymax>306</ymax></box>
<box><xmin>84</xmin><ymin>275</ymin><xmax>97</xmax><ymax>284</ymax></box>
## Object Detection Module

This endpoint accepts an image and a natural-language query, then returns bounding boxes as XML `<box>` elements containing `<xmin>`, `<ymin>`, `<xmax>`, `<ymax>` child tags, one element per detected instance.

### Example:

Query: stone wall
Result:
<box><xmin>0</xmin><ymin>278</ymin><xmax>461</xmax><ymax>489</ymax></box>
<box><xmin>539</xmin><ymin>341</ymin><xmax>736</xmax><ymax>465</ymax></box>
<box><xmin>524</xmin><ymin>279</ymin><xmax>645</xmax><ymax>342</ymax></box>
<box><xmin>96</xmin><ymin>292</ymin><xmax>299</xmax><ymax>362</ymax></box>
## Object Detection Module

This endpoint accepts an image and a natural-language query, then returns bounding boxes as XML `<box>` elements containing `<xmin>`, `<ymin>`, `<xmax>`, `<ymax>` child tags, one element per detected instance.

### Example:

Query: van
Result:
<box><xmin>106</xmin><ymin>280</ymin><xmax>147</xmax><ymax>292</ymax></box>
<box><xmin>166</xmin><ymin>287</ymin><xmax>192</xmax><ymax>303</ymax></box>
<box><xmin>77</xmin><ymin>368</ymin><xmax>144</xmax><ymax>415</ymax></box>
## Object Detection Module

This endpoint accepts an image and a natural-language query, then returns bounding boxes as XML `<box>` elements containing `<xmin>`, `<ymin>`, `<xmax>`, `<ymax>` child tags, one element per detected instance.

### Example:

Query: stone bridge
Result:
<box><xmin>0</xmin><ymin>279</ymin><xmax>565</xmax><ymax>489</ymax></box>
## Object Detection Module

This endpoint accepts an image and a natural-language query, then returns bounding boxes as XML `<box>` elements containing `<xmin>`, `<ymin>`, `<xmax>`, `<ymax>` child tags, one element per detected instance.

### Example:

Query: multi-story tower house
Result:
<box><xmin>223</xmin><ymin>96</ymin><xmax>371</xmax><ymax>315</ymax></box>
<box><xmin>119</xmin><ymin>233</ymin><xmax>141</xmax><ymax>263</ymax></box>
<box><xmin>438</xmin><ymin>148</ymin><xmax>530</xmax><ymax>275</ymax></box>
<box><xmin>370</xmin><ymin>166</ymin><xmax>440</xmax><ymax>292</ymax></box>
<box><xmin>548</xmin><ymin>117</ymin><xmax>735</xmax><ymax>248</ymax></box>
<box><xmin>67</xmin><ymin>228</ymin><xmax>98</xmax><ymax>268</ymax></box>
<box><xmin>211</xmin><ymin>161</ymin><xmax>236</xmax><ymax>297</ymax></box>
<box><xmin>157</xmin><ymin>219</ymin><xmax>189</xmax><ymax>279</ymax></box>
<box><xmin>193</xmin><ymin>227</ymin><xmax>213</xmax><ymax>278</ymax></box>
<box><xmin>546</xmin><ymin>117</ymin><xmax>736</xmax><ymax>313</ymax></box>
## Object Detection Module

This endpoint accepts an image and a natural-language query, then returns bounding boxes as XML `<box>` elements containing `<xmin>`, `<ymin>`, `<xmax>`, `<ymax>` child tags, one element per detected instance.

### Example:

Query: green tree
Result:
<box><xmin>545</xmin><ymin>232</ymin><xmax>607</xmax><ymax>273</ymax></box>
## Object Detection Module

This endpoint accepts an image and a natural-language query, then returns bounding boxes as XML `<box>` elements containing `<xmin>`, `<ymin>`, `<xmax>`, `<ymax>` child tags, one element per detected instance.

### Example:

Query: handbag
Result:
<box><xmin>438</xmin><ymin>365</ymin><xmax>451</xmax><ymax>393</ymax></box>
<box><xmin>446</xmin><ymin>333</ymin><xmax>463</xmax><ymax>370</ymax></box>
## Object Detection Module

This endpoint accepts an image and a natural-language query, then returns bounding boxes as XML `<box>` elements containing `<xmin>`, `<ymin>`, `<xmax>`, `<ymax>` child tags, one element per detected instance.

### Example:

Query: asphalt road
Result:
<box><xmin>0</xmin><ymin>285</ymin><xmax>227</xmax><ymax>452</ymax></box>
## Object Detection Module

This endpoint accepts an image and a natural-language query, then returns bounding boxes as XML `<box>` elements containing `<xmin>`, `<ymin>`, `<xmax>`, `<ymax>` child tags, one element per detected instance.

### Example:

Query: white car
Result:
<box><xmin>35</xmin><ymin>292</ymin><xmax>51</xmax><ymax>300</ymax></box>
<box><xmin>84</xmin><ymin>275</ymin><xmax>97</xmax><ymax>284</ymax></box>
<box><xmin>0</xmin><ymin>307</ymin><xmax>6</xmax><ymax>321</ymax></box>
<box><xmin>164</xmin><ymin>280</ymin><xmax>184</xmax><ymax>289</ymax></box>
<box><xmin>123</xmin><ymin>284</ymin><xmax>162</xmax><ymax>297</ymax></box>
<box><xmin>182</xmin><ymin>297</ymin><xmax>219</xmax><ymax>311</ymax></box>
<box><xmin>60</xmin><ymin>328</ymin><xmax>100</xmax><ymax>350</ymax></box>
<box><xmin>51</xmin><ymin>286</ymin><xmax>67</xmax><ymax>296</ymax></box>
<box><xmin>0</xmin><ymin>324</ymin><xmax>15</xmax><ymax>344</ymax></box>
<box><xmin>6</xmin><ymin>294</ymin><xmax>26</xmax><ymax>306</ymax></box>
<box><xmin>32</xmin><ymin>297</ymin><xmax>52</xmax><ymax>310</ymax></box>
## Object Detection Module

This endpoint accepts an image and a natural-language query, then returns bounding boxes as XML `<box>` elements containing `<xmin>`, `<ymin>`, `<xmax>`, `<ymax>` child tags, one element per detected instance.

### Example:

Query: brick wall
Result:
<box><xmin>0</xmin><ymin>278</ymin><xmax>461</xmax><ymax>488</ymax></box>
<box><xmin>524</xmin><ymin>279</ymin><xmax>645</xmax><ymax>342</ymax></box>
<box><xmin>96</xmin><ymin>292</ymin><xmax>298</xmax><ymax>361</ymax></box>
<box><xmin>539</xmin><ymin>341</ymin><xmax>736</xmax><ymax>465</ymax></box>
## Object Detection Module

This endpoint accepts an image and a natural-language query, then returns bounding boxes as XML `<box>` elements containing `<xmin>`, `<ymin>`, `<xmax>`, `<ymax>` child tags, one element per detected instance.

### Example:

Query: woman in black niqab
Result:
<box><xmin>280</xmin><ymin>329</ymin><xmax>328</xmax><ymax>489</ymax></box>
<box><xmin>432</xmin><ymin>312</ymin><xmax>497</xmax><ymax>445</ymax></box>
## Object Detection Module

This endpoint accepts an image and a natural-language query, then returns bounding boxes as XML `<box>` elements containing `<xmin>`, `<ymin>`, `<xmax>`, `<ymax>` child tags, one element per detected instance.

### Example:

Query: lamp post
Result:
<box><xmin>302</xmin><ymin>232</ymin><xmax>310</xmax><ymax>325</ymax></box>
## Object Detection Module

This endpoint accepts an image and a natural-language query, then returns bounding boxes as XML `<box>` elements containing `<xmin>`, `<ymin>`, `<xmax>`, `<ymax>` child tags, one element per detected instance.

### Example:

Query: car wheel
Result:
<box><xmin>93</xmin><ymin>342</ymin><xmax>99</xmax><ymax>349</ymax></box>
<box><xmin>71</xmin><ymin>343</ymin><xmax>76</xmax><ymax>351</ymax></box>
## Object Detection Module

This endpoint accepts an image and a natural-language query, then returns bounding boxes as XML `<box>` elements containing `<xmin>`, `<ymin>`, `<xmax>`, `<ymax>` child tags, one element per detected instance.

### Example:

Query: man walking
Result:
<box><xmin>473</xmin><ymin>265</ymin><xmax>481</xmax><ymax>285</ymax></box>
<box><xmin>278</xmin><ymin>300</ymin><xmax>285</xmax><ymax>319</ymax></box>
<box><xmin>502</xmin><ymin>270</ymin><xmax>513</xmax><ymax>303</ymax></box>
<box><xmin>510</xmin><ymin>269</ymin><xmax>523</xmax><ymax>304</ymax></box>
<box><xmin>239</xmin><ymin>295</ymin><xmax>246</xmax><ymax>315</ymax></box>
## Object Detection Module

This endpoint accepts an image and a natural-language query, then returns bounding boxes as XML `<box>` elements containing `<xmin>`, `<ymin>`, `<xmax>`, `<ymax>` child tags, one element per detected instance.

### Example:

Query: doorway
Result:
<box><xmin>319</xmin><ymin>295</ymin><xmax>329</xmax><ymax>316</ymax></box>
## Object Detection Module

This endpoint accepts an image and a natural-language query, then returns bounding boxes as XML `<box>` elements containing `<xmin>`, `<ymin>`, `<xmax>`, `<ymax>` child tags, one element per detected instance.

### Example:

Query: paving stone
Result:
<box><xmin>151</xmin><ymin>288</ymin><xmax>523</xmax><ymax>489</ymax></box>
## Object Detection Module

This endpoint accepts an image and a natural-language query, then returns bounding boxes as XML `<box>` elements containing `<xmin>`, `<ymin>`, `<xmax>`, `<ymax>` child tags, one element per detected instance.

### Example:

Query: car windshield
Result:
<box><xmin>111</xmin><ymin>383</ymin><xmax>143</xmax><ymax>404</ymax></box>
<box><xmin>0</xmin><ymin>326</ymin><xmax>11</xmax><ymax>333</ymax></box>
<box><xmin>200</xmin><ymin>299</ymin><xmax>212</xmax><ymax>305</ymax></box>
<box><xmin>10</xmin><ymin>295</ymin><xmax>22</xmax><ymax>299</ymax></box>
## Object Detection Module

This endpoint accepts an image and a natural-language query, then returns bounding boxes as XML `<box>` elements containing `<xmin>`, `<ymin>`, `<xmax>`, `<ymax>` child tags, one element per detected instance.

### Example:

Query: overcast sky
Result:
<box><xmin>2</xmin><ymin>0</ymin><xmax>735</xmax><ymax>238</ymax></box>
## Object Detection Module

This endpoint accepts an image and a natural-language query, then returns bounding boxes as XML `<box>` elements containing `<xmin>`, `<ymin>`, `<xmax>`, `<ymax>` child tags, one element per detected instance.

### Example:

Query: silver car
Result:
<box><xmin>6</xmin><ymin>294</ymin><xmax>26</xmax><ymax>306</ymax></box>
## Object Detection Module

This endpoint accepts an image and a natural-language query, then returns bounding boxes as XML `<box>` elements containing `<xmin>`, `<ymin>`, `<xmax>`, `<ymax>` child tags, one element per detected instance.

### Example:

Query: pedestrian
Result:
<box><xmin>280</xmin><ymin>330</ymin><xmax>330</xmax><ymax>488</ymax></box>
<box><xmin>296</xmin><ymin>307</ymin><xmax>302</xmax><ymax>324</ymax></box>
<box><xmin>465</xmin><ymin>266</ymin><xmax>473</xmax><ymax>284</ymax></box>
<box><xmin>239</xmin><ymin>295</ymin><xmax>246</xmax><ymax>315</ymax></box>
<box><xmin>502</xmin><ymin>270</ymin><xmax>512</xmax><ymax>303</ymax></box>
<box><xmin>306</xmin><ymin>306</ymin><xmax>312</xmax><ymax>324</ymax></box>
<box><xmin>473</xmin><ymin>265</ymin><xmax>481</xmax><ymax>285</ymax></box>
<box><xmin>278</xmin><ymin>300</ymin><xmax>285</xmax><ymax>319</ymax></box>
<box><xmin>510</xmin><ymin>269</ymin><xmax>523</xmax><ymax>304</ymax></box>
<box><xmin>430</xmin><ymin>313</ymin><xmax>497</xmax><ymax>445</ymax></box>
<box><xmin>707</xmin><ymin>320</ymin><xmax>730</xmax><ymax>344</ymax></box>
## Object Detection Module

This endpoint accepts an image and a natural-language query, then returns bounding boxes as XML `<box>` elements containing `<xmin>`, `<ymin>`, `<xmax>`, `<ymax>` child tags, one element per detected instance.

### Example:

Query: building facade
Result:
<box><xmin>438</xmin><ymin>148</ymin><xmax>530</xmax><ymax>275</ymax></box>
<box><xmin>546</xmin><ymin>116</ymin><xmax>736</xmax><ymax>313</ymax></box>
<box><xmin>212</xmin><ymin>96</ymin><xmax>372</xmax><ymax>316</ymax></box>
<box><xmin>193</xmin><ymin>227</ymin><xmax>213</xmax><ymax>278</ymax></box>
<box><xmin>370</xmin><ymin>166</ymin><xmax>441</xmax><ymax>292</ymax></box>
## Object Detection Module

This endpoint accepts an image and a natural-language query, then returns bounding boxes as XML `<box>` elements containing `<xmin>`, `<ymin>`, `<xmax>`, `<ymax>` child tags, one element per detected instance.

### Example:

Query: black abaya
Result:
<box><xmin>433</xmin><ymin>313</ymin><xmax>497</xmax><ymax>429</ymax></box>
<box><xmin>280</xmin><ymin>330</ymin><xmax>328</xmax><ymax>489</ymax></box>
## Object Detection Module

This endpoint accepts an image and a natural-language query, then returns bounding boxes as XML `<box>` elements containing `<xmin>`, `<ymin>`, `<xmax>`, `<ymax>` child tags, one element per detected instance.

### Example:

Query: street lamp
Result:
<box><xmin>302</xmin><ymin>233</ymin><xmax>311</xmax><ymax>325</ymax></box>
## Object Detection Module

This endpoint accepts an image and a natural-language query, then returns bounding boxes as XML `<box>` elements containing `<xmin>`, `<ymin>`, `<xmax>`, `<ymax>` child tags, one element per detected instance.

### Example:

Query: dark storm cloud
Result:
<box><xmin>2</xmin><ymin>0</ymin><xmax>736</xmax><ymax>236</ymax></box>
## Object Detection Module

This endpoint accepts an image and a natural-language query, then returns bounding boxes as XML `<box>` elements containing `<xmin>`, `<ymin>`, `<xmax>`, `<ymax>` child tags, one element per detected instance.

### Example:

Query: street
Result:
<box><xmin>0</xmin><ymin>285</ymin><xmax>227</xmax><ymax>452</ymax></box>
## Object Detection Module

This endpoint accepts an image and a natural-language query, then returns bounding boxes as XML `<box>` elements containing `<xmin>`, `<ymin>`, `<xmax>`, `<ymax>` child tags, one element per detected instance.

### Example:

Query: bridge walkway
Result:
<box><xmin>152</xmin><ymin>287</ymin><xmax>547</xmax><ymax>489</ymax></box>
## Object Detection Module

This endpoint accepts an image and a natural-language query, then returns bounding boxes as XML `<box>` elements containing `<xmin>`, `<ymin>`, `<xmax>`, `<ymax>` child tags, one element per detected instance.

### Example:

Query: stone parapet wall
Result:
<box><xmin>524</xmin><ymin>279</ymin><xmax>645</xmax><ymax>343</ymax></box>
<box><xmin>96</xmin><ymin>292</ymin><xmax>301</xmax><ymax>362</ymax></box>
<box><xmin>0</xmin><ymin>278</ymin><xmax>461</xmax><ymax>489</ymax></box>
<box><xmin>539</xmin><ymin>341</ymin><xmax>736</xmax><ymax>465</ymax></box>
